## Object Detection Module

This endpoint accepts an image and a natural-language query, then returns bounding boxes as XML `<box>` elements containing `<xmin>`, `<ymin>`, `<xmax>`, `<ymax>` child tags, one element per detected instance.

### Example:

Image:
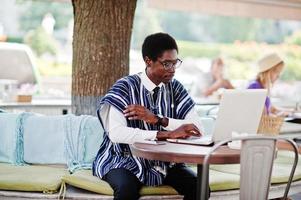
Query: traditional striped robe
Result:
<box><xmin>92</xmin><ymin>73</ymin><xmax>195</xmax><ymax>186</ymax></box>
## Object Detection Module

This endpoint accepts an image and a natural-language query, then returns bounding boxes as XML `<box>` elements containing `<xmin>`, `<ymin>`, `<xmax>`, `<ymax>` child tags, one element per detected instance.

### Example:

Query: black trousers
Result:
<box><xmin>103</xmin><ymin>164</ymin><xmax>197</xmax><ymax>200</ymax></box>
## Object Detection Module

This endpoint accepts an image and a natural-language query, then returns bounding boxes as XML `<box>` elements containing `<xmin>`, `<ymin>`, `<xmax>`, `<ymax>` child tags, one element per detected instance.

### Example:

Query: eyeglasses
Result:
<box><xmin>158</xmin><ymin>58</ymin><xmax>182</xmax><ymax>70</ymax></box>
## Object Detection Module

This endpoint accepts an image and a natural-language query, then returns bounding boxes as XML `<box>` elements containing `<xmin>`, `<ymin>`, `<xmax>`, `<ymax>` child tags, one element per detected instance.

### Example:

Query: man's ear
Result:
<box><xmin>145</xmin><ymin>56</ymin><xmax>152</xmax><ymax>67</ymax></box>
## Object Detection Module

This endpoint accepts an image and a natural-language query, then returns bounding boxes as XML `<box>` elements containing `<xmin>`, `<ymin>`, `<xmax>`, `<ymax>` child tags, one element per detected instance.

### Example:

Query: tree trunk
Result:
<box><xmin>71</xmin><ymin>0</ymin><xmax>137</xmax><ymax>115</ymax></box>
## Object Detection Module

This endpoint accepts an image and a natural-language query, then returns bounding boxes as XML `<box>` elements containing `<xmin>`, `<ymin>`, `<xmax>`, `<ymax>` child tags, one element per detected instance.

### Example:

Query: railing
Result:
<box><xmin>0</xmin><ymin>100</ymin><xmax>71</xmax><ymax>115</ymax></box>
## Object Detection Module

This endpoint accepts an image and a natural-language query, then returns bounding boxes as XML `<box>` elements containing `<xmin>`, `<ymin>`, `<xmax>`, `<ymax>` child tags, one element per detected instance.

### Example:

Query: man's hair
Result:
<box><xmin>142</xmin><ymin>32</ymin><xmax>178</xmax><ymax>61</ymax></box>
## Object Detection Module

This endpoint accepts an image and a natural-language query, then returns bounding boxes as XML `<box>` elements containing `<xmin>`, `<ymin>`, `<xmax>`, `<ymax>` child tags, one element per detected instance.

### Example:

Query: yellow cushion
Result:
<box><xmin>0</xmin><ymin>163</ymin><xmax>68</xmax><ymax>193</ymax></box>
<box><xmin>210</xmin><ymin>152</ymin><xmax>301</xmax><ymax>185</ymax></box>
<box><xmin>62</xmin><ymin>170</ymin><xmax>178</xmax><ymax>195</ymax></box>
<box><xmin>187</xmin><ymin>166</ymin><xmax>241</xmax><ymax>191</ymax></box>
<box><xmin>61</xmin><ymin>169</ymin><xmax>249</xmax><ymax>193</ymax></box>
<box><xmin>209</xmin><ymin>170</ymin><xmax>240</xmax><ymax>191</ymax></box>
<box><xmin>274</xmin><ymin>151</ymin><xmax>300</xmax><ymax>165</ymax></box>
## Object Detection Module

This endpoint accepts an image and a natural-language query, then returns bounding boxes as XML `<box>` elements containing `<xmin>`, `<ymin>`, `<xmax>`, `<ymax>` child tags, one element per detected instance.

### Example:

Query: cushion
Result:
<box><xmin>22</xmin><ymin>113</ymin><xmax>103</xmax><ymax>170</ymax></box>
<box><xmin>274</xmin><ymin>151</ymin><xmax>299</xmax><ymax>165</ymax></box>
<box><xmin>61</xmin><ymin>160</ymin><xmax>301</xmax><ymax>194</ymax></box>
<box><xmin>0</xmin><ymin>113</ymin><xmax>19</xmax><ymax>163</ymax></box>
<box><xmin>188</xmin><ymin>165</ymin><xmax>241</xmax><ymax>191</ymax></box>
<box><xmin>0</xmin><ymin>163</ymin><xmax>68</xmax><ymax>193</ymax></box>
<box><xmin>209</xmin><ymin>169</ymin><xmax>240</xmax><ymax>191</ymax></box>
<box><xmin>62</xmin><ymin>169</ymin><xmax>244</xmax><ymax>193</ymax></box>
<box><xmin>82</xmin><ymin>116</ymin><xmax>103</xmax><ymax>164</ymax></box>
<box><xmin>210</xmin><ymin>151</ymin><xmax>301</xmax><ymax>185</ymax></box>
<box><xmin>65</xmin><ymin>115</ymin><xmax>103</xmax><ymax>172</ymax></box>
<box><xmin>62</xmin><ymin>170</ymin><xmax>178</xmax><ymax>195</ymax></box>
<box><xmin>23</xmin><ymin>114</ymin><xmax>67</xmax><ymax>164</ymax></box>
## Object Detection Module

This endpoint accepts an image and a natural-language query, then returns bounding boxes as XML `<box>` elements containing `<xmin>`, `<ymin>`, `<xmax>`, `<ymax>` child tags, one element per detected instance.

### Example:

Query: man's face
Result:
<box><xmin>146</xmin><ymin>49</ymin><xmax>178</xmax><ymax>85</ymax></box>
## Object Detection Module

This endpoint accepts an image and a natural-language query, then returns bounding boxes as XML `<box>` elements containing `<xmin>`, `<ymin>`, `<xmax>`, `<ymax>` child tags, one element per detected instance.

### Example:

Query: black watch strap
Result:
<box><xmin>155</xmin><ymin>115</ymin><xmax>164</xmax><ymax>126</ymax></box>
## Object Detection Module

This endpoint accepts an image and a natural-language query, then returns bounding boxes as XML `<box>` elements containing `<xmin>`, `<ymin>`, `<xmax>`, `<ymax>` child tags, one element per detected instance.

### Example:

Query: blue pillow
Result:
<box><xmin>82</xmin><ymin>116</ymin><xmax>104</xmax><ymax>163</ymax></box>
<box><xmin>0</xmin><ymin>113</ymin><xmax>19</xmax><ymax>163</ymax></box>
<box><xmin>23</xmin><ymin>114</ymin><xmax>67</xmax><ymax>164</ymax></box>
<box><xmin>65</xmin><ymin>115</ymin><xmax>103</xmax><ymax>172</ymax></box>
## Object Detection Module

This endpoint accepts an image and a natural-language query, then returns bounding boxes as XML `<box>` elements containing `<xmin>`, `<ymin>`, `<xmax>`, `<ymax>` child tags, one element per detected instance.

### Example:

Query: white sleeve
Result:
<box><xmin>165</xmin><ymin>107</ymin><xmax>204</xmax><ymax>132</ymax></box>
<box><xmin>108</xmin><ymin>106</ymin><xmax>157</xmax><ymax>144</ymax></box>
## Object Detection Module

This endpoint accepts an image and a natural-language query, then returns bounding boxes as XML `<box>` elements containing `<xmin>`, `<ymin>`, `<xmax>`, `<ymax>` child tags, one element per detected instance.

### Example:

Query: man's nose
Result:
<box><xmin>168</xmin><ymin>66</ymin><xmax>176</xmax><ymax>72</ymax></box>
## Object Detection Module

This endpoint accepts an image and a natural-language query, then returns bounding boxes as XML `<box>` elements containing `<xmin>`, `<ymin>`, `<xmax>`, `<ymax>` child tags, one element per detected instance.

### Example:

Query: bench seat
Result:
<box><xmin>0</xmin><ymin>163</ymin><xmax>68</xmax><ymax>194</ymax></box>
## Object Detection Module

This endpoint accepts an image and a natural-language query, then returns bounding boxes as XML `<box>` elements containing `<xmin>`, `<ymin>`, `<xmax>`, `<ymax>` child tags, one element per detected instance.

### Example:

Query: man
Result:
<box><xmin>93</xmin><ymin>33</ymin><xmax>203</xmax><ymax>200</ymax></box>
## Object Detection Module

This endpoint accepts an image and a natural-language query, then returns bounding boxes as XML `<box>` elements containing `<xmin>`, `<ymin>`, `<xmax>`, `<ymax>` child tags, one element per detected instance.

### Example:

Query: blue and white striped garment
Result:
<box><xmin>92</xmin><ymin>73</ymin><xmax>195</xmax><ymax>186</ymax></box>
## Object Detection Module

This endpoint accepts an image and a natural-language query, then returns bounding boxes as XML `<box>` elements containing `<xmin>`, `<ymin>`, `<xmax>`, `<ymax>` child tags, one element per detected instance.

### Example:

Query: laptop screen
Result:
<box><xmin>212</xmin><ymin>89</ymin><xmax>267</xmax><ymax>142</ymax></box>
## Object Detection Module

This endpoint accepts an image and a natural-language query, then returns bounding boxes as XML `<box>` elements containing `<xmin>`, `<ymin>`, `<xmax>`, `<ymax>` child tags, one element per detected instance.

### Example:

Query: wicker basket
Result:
<box><xmin>257</xmin><ymin>115</ymin><xmax>284</xmax><ymax>136</ymax></box>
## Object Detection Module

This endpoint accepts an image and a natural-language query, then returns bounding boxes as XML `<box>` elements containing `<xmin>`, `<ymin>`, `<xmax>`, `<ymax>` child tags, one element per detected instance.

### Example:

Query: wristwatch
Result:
<box><xmin>155</xmin><ymin>115</ymin><xmax>164</xmax><ymax>126</ymax></box>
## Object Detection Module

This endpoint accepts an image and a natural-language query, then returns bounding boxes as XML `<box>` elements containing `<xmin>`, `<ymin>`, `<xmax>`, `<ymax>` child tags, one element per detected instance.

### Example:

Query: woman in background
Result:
<box><xmin>247</xmin><ymin>53</ymin><xmax>291</xmax><ymax>116</ymax></box>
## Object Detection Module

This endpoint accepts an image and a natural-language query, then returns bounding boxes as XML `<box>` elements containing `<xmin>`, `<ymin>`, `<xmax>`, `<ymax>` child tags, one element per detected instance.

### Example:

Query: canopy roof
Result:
<box><xmin>149</xmin><ymin>0</ymin><xmax>301</xmax><ymax>20</ymax></box>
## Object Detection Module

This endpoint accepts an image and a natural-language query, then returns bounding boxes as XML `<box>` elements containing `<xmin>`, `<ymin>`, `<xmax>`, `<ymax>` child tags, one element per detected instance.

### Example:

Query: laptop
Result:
<box><xmin>167</xmin><ymin>89</ymin><xmax>267</xmax><ymax>145</ymax></box>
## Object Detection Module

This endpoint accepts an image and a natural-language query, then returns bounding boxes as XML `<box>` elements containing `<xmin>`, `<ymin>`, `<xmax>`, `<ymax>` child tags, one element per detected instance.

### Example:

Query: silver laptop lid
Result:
<box><xmin>212</xmin><ymin>89</ymin><xmax>267</xmax><ymax>142</ymax></box>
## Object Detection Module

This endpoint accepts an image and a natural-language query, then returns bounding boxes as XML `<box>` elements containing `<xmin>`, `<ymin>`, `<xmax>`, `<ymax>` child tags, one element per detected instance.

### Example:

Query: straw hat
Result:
<box><xmin>257</xmin><ymin>53</ymin><xmax>283</xmax><ymax>73</ymax></box>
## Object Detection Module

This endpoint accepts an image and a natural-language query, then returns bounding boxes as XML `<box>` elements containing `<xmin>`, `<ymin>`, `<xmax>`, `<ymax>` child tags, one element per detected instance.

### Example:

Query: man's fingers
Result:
<box><xmin>124</xmin><ymin>111</ymin><xmax>137</xmax><ymax>117</ymax></box>
<box><xmin>183</xmin><ymin>124</ymin><xmax>201</xmax><ymax>136</ymax></box>
<box><xmin>188</xmin><ymin>130</ymin><xmax>199</xmax><ymax>135</ymax></box>
<box><xmin>187</xmin><ymin>127</ymin><xmax>201</xmax><ymax>136</ymax></box>
<box><xmin>124</xmin><ymin>105</ymin><xmax>136</xmax><ymax>112</ymax></box>
<box><xmin>128</xmin><ymin>116</ymin><xmax>139</xmax><ymax>120</ymax></box>
<box><xmin>124</xmin><ymin>105</ymin><xmax>144</xmax><ymax>114</ymax></box>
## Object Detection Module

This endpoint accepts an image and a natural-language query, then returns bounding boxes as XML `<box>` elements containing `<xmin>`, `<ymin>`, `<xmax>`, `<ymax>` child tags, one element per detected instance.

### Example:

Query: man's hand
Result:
<box><xmin>123</xmin><ymin>104</ymin><xmax>157</xmax><ymax>124</ymax></box>
<box><xmin>169</xmin><ymin>124</ymin><xmax>202</xmax><ymax>139</ymax></box>
<box><xmin>157</xmin><ymin>124</ymin><xmax>202</xmax><ymax>140</ymax></box>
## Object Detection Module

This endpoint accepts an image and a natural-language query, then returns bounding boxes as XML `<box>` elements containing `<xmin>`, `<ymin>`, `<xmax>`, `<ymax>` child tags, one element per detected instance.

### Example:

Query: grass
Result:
<box><xmin>36</xmin><ymin>58</ymin><xmax>71</xmax><ymax>77</ymax></box>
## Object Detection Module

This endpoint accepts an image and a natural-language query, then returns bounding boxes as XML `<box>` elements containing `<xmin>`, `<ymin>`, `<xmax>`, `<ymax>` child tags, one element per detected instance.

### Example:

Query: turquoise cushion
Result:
<box><xmin>65</xmin><ymin>115</ymin><xmax>103</xmax><ymax>172</ymax></box>
<box><xmin>82</xmin><ymin>116</ymin><xmax>103</xmax><ymax>163</ymax></box>
<box><xmin>23</xmin><ymin>114</ymin><xmax>67</xmax><ymax>164</ymax></box>
<box><xmin>0</xmin><ymin>113</ymin><xmax>18</xmax><ymax>163</ymax></box>
<box><xmin>21</xmin><ymin>113</ymin><xmax>103</xmax><ymax>170</ymax></box>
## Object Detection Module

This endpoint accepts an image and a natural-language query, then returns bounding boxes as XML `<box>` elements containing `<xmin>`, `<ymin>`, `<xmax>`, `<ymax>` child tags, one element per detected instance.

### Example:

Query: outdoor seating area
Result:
<box><xmin>1</xmin><ymin>1</ymin><xmax>301</xmax><ymax>199</ymax></box>
<box><xmin>0</xmin><ymin>111</ymin><xmax>301</xmax><ymax>200</ymax></box>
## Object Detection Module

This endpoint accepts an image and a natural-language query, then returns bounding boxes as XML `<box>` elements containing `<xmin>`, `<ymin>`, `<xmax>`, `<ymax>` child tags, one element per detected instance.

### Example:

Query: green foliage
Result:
<box><xmin>255</xmin><ymin>21</ymin><xmax>287</xmax><ymax>43</ymax></box>
<box><xmin>281</xmin><ymin>57</ymin><xmax>301</xmax><ymax>81</ymax></box>
<box><xmin>17</xmin><ymin>0</ymin><xmax>73</xmax><ymax>32</ymax></box>
<box><xmin>24</xmin><ymin>27</ymin><xmax>58</xmax><ymax>57</ymax></box>
<box><xmin>175</xmin><ymin>40</ymin><xmax>301</xmax><ymax>81</ymax></box>
<box><xmin>177</xmin><ymin>41</ymin><xmax>220</xmax><ymax>58</ymax></box>
<box><xmin>158</xmin><ymin>11</ymin><xmax>205</xmax><ymax>42</ymax></box>
<box><xmin>36</xmin><ymin>58</ymin><xmax>71</xmax><ymax>76</ymax></box>
<box><xmin>131</xmin><ymin>1</ymin><xmax>162</xmax><ymax>49</ymax></box>
<box><xmin>131</xmin><ymin>1</ymin><xmax>301</xmax><ymax>45</ymax></box>
<box><xmin>207</xmin><ymin>16</ymin><xmax>259</xmax><ymax>43</ymax></box>
<box><xmin>285</xmin><ymin>31</ymin><xmax>301</xmax><ymax>46</ymax></box>
<box><xmin>6</xmin><ymin>36</ymin><xmax>23</xmax><ymax>43</ymax></box>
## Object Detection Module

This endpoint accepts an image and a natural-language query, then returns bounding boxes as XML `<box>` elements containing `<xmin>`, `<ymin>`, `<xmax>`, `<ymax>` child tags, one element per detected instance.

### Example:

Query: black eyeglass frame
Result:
<box><xmin>158</xmin><ymin>58</ymin><xmax>182</xmax><ymax>70</ymax></box>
